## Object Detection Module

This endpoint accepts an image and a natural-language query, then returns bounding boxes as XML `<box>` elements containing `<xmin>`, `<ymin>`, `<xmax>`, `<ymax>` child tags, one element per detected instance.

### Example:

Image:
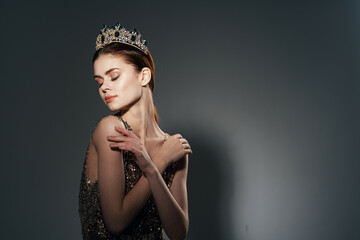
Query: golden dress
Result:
<box><xmin>78</xmin><ymin>116</ymin><xmax>176</xmax><ymax>239</ymax></box>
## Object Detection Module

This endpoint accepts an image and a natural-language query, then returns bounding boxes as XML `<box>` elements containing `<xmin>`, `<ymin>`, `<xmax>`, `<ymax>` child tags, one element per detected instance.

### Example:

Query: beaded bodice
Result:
<box><xmin>78</xmin><ymin>116</ymin><xmax>176</xmax><ymax>239</ymax></box>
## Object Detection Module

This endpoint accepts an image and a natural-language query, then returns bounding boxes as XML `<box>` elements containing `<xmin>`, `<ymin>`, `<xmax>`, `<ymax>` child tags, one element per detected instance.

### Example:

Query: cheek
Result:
<box><xmin>127</xmin><ymin>85</ymin><xmax>142</xmax><ymax>100</ymax></box>
<box><xmin>117</xmin><ymin>80</ymin><xmax>142</xmax><ymax>99</ymax></box>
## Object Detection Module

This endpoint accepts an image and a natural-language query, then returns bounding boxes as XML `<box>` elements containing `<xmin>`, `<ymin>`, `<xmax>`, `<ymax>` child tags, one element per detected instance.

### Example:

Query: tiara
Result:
<box><xmin>95</xmin><ymin>23</ymin><xmax>149</xmax><ymax>55</ymax></box>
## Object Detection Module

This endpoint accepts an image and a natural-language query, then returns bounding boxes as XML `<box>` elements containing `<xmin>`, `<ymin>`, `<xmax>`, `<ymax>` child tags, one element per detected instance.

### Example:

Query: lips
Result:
<box><xmin>105</xmin><ymin>95</ymin><xmax>117</xmax><ymax>103</ymax></box>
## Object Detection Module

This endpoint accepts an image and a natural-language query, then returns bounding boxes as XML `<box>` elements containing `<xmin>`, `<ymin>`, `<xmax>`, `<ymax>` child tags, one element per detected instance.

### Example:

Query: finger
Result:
<box><xmin>184</xmin><ymin>148</ymin><xmax>192</xmax><ymax>155</ymax></box>
<box><xmin>107</xmin><ymin>135</ymin><xmax>135</xmax><ymax>145</ymax></box>
<box><xmin>108</xmin><ymin>137</ymin><xmax>140</xmax><ymax>150</ymax></box>
<box><xmin>115</xmin><ymin>126</ymin><xmax>141</xmax><ymax>140</ymax></box>
<box><xmin>109</xmin><ymin>142</ymin><xmax>139</xmax><ymax>153</ymax></box>
<box><xmin>180</xmin><ymin>138</ymin><xmax>190</xmax><ymax>148</ymax></box>
<box><xmin>114</xmin><ymin>126</ymin><xmax>130</xmax><ymax>136</ymax></box>
<box><xmin>109</xmin><ymin>142</ymin><xmax>128</xmax><ymax>150</ymax></box>
<box><xmin>174</xmin><ymin>133</ymin><xmax>183</xmax><ymax>139</ymax></box>
<box><xmin>127</xmin><ymin>130</ymin><xmax>141</xmax><ymax>140</ymax></box>
<box><xmin>107</xmin><ymin>135</ymin><xmax>128</xmax><ymax>142</ymax></box>
<box><xmin>114</xmin><ymin>126</ymin><xmax>138</xmax><ymax>138</ymax></box>
<box><xmin>182</xmin><ymin>143</ymin><xmax>191</xmax><ymax>149</ymax></box>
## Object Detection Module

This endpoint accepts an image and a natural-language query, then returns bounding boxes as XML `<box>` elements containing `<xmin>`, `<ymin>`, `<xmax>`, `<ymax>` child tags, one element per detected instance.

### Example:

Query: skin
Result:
<box><xmin>93</xmin><ymin>53</ymin><xmax>191</xmax><ymax>239</ymax></box>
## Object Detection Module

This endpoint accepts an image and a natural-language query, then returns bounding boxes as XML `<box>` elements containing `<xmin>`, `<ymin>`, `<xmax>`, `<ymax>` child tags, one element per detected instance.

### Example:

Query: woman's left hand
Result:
<box><xmin>107</xmin><ymin>126</ymin><xmax>154</xmax><ymax>173</ymax></box>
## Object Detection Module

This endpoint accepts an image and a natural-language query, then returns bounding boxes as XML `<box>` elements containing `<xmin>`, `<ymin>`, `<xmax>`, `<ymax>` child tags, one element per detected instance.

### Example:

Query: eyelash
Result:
<box><xmin>98</xmin><ymin>76</ymin><xmax>119</xmax><ymax>87</ymax></box>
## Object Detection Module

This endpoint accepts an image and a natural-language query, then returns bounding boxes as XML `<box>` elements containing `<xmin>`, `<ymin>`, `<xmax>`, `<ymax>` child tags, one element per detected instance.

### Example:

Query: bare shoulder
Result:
<box><xmin>92</xmin><ymin>115</ymin><xmax>126</xmax><ymax>145</ymax></box>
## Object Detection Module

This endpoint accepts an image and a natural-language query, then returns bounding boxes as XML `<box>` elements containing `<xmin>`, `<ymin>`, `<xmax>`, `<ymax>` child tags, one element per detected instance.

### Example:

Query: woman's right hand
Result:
<box><xmin>157</xmin><ymin>133</ymin><xmax>192</xmax><ymax>167</ymax></box>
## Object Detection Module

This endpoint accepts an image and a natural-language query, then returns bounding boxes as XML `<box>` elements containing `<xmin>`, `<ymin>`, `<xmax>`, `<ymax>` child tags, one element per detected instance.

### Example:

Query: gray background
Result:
<box><xmin>1</xmin><ymin>0</ymin><xmax>359</xmax><ymax>239</ymax></box>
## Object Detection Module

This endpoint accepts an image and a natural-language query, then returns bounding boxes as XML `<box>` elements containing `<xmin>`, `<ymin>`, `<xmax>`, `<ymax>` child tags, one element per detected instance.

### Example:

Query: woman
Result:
<box><xmin>78</xmin><ymin>23</ymin><xmax>192</xmax><ymax>240</ymax></box>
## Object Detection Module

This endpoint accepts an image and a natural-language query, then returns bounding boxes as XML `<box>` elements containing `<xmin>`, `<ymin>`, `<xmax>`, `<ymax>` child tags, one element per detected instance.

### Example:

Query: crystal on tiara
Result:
<box><xmin>95</xmin><ymin>23</ymin><xmax>149</xmax><ymax>55</ymax></box>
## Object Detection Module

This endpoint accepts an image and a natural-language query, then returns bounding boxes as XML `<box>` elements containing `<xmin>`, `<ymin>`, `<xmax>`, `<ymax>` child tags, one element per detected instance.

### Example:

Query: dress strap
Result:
<box><xmin>116</xmin><ymin>115</ymin><xmax>133</xmax><ymax>132</ymax></box>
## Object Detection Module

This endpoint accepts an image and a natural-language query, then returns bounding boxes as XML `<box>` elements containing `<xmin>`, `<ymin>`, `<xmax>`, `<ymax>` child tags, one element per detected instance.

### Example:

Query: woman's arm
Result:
<box><xmin>93</xmin><ymin>116</ymin><xmax>168</xmax><ymax>235</ymax></box>
<box><xmin>145</xmin><ymin>154</ymin><xmax>189</xmax><ymax>240</ymax></box>
<box><xmin>92</xmin><ymin>116</ymin><xmax>191</xmax><ymax>236</ymax></box>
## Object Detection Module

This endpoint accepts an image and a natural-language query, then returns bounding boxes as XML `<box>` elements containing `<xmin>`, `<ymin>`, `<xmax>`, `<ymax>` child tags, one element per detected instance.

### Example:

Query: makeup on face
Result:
<box><xmin>105</xmin><ymin>96</ymin><xmax>117</xmax><ymax>103</ymax></box>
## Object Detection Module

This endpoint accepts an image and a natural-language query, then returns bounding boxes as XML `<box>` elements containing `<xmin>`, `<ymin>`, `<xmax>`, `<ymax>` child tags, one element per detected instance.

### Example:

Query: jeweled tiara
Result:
<box><xmin>95</xmin><ymin>23</ymin><xmax>149</xmax><ymax>55</ymax></box>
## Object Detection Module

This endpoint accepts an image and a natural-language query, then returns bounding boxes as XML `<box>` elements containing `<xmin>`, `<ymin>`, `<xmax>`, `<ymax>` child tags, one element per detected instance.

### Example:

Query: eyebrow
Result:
<box><xmin>94</xmin><ymin>68</ymin><xmax>119</xmax><ymax>79</ymax></box>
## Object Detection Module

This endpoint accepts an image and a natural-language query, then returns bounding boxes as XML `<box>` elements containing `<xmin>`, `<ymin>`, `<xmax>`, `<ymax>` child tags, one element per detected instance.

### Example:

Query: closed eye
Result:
<box><xmin>97</xmin><ymin>76</ymin><xmax>119</xmax><ymax>88</ymax></box>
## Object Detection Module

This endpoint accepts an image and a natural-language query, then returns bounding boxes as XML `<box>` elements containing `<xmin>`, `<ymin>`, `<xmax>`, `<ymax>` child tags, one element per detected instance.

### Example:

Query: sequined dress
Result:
<box><xmin>78</xmin><ymin>116</ymin><xmax>176</xmax><ymax>240</ymax></box>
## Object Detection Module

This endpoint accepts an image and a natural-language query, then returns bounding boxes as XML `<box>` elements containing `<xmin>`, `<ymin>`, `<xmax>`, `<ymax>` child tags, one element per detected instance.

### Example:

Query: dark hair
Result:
<box><xmin>92</xmin><ymin>42</ymin><xmax>159</xmax><ymax>123</ymax></box>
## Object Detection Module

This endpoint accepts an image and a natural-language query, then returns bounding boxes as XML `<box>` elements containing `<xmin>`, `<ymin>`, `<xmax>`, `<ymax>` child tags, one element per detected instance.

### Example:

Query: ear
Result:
<box><xmin>139</xmin><ymin>67</ymin><xmax>151</xmax><ymax>87</ymax></box>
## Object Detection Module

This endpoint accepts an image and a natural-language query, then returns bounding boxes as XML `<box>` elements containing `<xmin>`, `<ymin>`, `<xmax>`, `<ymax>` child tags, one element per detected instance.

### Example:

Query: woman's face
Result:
<box><xmin>93</xmin><ymin>54</ymin><xmax>143</xmax><ymax>112</ymax></box>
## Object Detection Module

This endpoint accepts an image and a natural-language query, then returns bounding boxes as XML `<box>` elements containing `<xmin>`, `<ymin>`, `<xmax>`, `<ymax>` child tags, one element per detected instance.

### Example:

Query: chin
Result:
<box><xmin>104</xmin><ymin>102</ymin><xmax>118</xmax><ymax>111</ymax></box>
<box><xmin>105</xmin><ymin>99</ymin><xmax>134</xmax><ymax>112</ymax></box>
<box><xmin>108</xmin><ymin>108</ymin><xmax>118</xmax><ymax>112</ymax></box>
<box><xmin>106</xmin><ymin>102</ymin><xmax>127</xmax><ymax>112</ymax></box>
<box><xmin>107</xmin><ymin>105</ymin><xmax>121</xmax><ymax>112</ymax></box>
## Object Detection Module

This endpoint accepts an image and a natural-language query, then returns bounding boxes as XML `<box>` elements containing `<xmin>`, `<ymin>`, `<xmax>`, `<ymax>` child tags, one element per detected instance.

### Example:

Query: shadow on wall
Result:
<box><xmin>172</xmin><ymin>125</ymin><xmax>236</xmax><ymax>240</ymax></box>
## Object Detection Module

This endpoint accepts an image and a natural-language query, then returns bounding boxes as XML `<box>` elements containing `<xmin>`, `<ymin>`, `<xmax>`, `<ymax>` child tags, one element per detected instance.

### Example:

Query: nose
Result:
<box><xmin>100</xmin><ymin>85</ymin><xmax>110</xmax><ymax>92</ymax></box>
<box><xmin>100</xmin><ymin>79</ymin><xmax>110</xmax><ymax>92</ymax></box>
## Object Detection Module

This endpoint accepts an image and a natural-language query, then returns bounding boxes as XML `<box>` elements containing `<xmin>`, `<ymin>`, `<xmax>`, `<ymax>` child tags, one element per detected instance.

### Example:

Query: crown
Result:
<box><xmin>95</xmin><ymin>23</ymin><xmax>149</xmax><ymax>55</ymax></box>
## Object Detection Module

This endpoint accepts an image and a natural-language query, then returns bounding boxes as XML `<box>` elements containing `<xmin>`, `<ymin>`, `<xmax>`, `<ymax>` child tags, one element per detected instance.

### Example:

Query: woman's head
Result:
<box><xmin>93</xmin><ymin>42</ymin><xmax>159</xmax><ymax>123</ymax></box>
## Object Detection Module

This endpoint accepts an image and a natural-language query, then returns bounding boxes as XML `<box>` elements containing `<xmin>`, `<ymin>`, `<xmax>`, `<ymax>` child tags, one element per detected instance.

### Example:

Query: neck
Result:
<box><xmin>117</xmin><ymin>87</ymin><xmax>164</xmax><ymax>144</ymax></box>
